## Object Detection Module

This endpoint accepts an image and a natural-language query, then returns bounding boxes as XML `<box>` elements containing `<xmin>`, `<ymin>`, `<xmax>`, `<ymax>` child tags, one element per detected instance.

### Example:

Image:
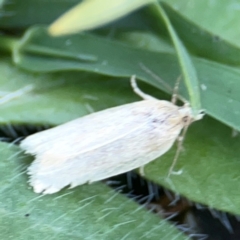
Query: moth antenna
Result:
<box><xmin>139</xmin><ymin>63</ymin><xmax>187</xmax><ymax>104</ymax></box>
<box><xmin>139</xmin><ymin>63</ymin><xmax>173</xmax><ymax>93</ymax></box>
<box><xmin>171</xmin><ymin>75</ymin><xmax>181</xmax><ymax>104</ymax></box>
<box><xmin>130</xmin><ymin>75</ymin><xmax>157</xmax><ymax>100</ymax></box>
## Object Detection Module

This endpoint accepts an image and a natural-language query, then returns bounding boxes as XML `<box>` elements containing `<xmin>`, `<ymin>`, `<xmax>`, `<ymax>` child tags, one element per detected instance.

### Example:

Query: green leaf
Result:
<box><xmin>165</xmin><ymin>0</ymin><xmax>240</xmax><ymax>48</ymax></box>
<box><xmin>1</xmin><ymin>59</ymin><xmax>240</xmax><ymax>216</ymax></box>
<box><xmin>4</xmin><ymin>26</ymin><xmax>240</xmax><ymax>131</ymax></box>
<box><xmin>157</xmin><ymin>2</ymin><xmax>240</xmax><ymax>66</ymax></box>
<box><xmin>48</xmin><ymin>0</ymin><xmax>156</xmax><ymax>36</ymax></box>
<box><xmin>2</xmin><ymin>0</ymin><xmax>240</xmax><ymax>67</ymax></box>
<box><xmin>146</xmin><ymin>115</ymin><xmax>240</xmax><ymax>215</ymax></box>
<box><xmin>0</xmin><ymin>58</ymin><xmax>138</xmax><ymax>125</ymax></box>
<box><xmin>0</xmin><ymin>0</ymin><xmax>78</xmax><ymax>28</ymax></box>
<box><xmin>0</xmin><ymin>142</ymin><xmax>187</xmax><ymax>239</ymax></box>
<box><xmin>47</xmin><ymin>0</ymin><xmax>202</xmax><ymax>114</ymax></box>
<box><xmin>154</xmin><ymin>2</ymin><xmax>201</xmax><ymax>115</ymax></box>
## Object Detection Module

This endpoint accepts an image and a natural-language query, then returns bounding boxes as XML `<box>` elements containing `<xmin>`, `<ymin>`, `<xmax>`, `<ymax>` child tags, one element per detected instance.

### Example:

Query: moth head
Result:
<box><xmin>179</xmin><ymin>103</ymin><xmax>205</xmax><ymax>126</ymax></box>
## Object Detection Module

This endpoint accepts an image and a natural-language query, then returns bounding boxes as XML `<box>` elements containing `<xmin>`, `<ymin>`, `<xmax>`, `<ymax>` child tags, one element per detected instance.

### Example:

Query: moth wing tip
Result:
<box><xmin>29</xmin><ymin>178</ymin><xmax>61</xmax><ymax>194</ymax></box>
<box><xmin>20</xmin><ymin>140</ymin><xmax>35</xmax><ymax>155</ymax></box>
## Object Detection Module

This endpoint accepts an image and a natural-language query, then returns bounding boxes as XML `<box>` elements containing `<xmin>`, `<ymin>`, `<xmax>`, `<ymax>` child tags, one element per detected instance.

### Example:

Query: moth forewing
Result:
<box><xmin>20</xmin><ymin>76</ymin><xmax>203</xmax><ymax>194</ymax></box>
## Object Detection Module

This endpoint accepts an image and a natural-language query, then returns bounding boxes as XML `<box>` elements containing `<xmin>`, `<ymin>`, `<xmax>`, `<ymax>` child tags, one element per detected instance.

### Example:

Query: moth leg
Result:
<box><xmin>170</xmin><ymin>76</ymin><xmax>192</xmax><ymax>105</ymax></box>
<box><xmin>139</xmin><ymin>165</ymin><xmax>145</xmax><ymax>176</ymax></box>
<box><xmin>130</xmin><ymin>75</ymin><xmax>157</xmax><ymax>100</ymax></box>
<box><xmin>167</xmin><ymin>135</ymin><xmax>184</xmax><ymax>177</ymax></box>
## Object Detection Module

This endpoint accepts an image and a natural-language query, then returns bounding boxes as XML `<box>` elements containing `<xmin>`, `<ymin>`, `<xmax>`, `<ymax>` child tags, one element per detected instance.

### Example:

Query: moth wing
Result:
<box><xmin>21</xmin><ymin>100</ymin><xmax>182</xmax><ymax>194</ymax></box>
<box><xmin>21</xmin><ymin>101</ymin><xmax>154</xmax><ymax>155</ymax></box>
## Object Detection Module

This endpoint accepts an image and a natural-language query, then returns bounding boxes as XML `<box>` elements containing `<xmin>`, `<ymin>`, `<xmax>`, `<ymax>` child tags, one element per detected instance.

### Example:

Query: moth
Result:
<box><xmin>20</xmin><ymin>76</ymin><xmax>203</xmax><ymax>194</ymax></box>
